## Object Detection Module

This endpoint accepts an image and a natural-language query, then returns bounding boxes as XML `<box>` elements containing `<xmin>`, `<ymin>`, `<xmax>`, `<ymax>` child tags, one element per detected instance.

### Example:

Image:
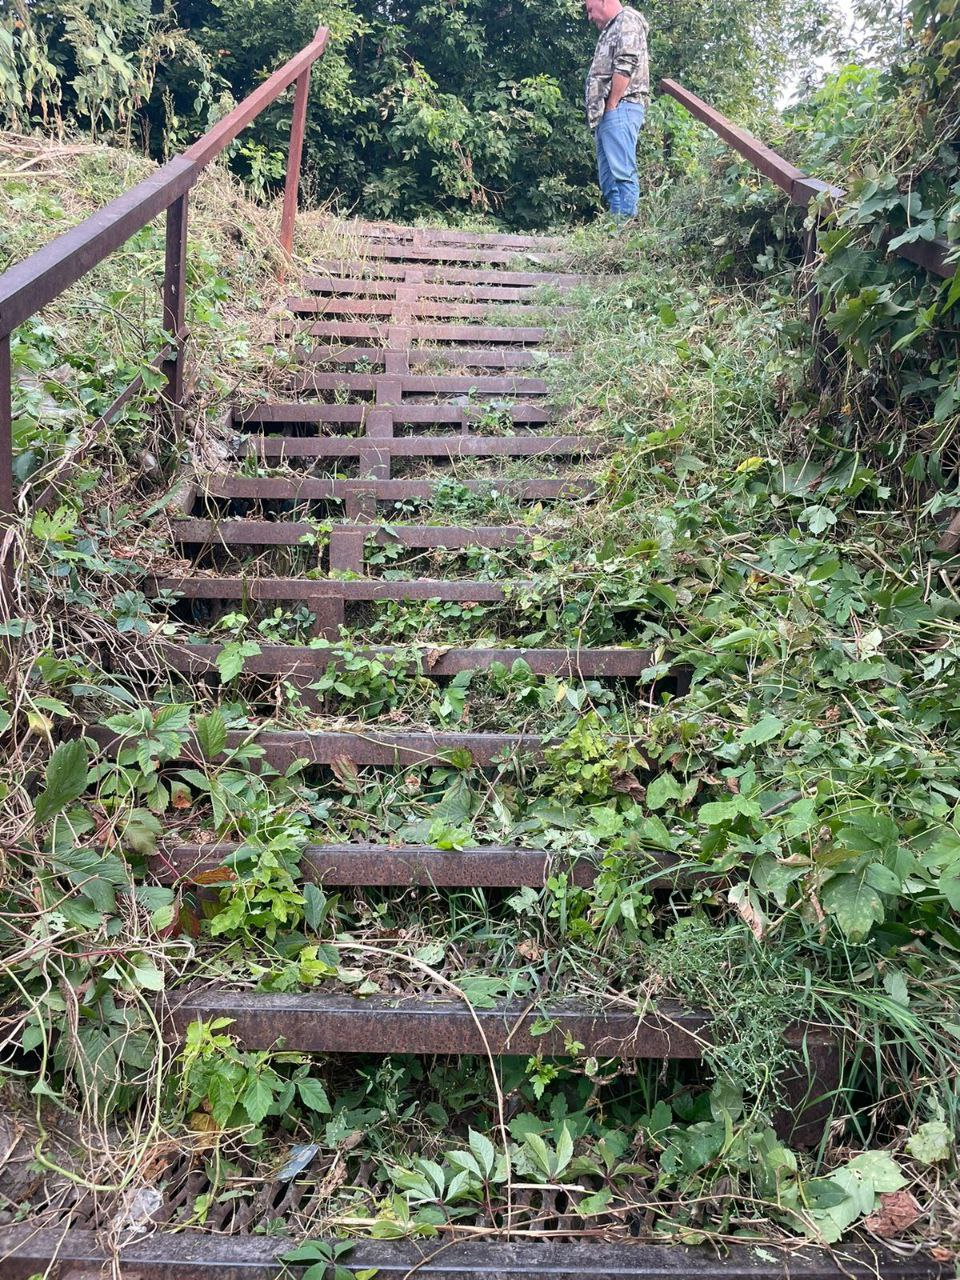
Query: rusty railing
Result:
<box><xmin>660</xmin><ymin>78</ymin><xmax>956</xmax><ymax>281</ymax></box>
<box><xmin>0</xmin><ymin>24</ymin><xmax>329</xmax><ymax>533</ymax></box>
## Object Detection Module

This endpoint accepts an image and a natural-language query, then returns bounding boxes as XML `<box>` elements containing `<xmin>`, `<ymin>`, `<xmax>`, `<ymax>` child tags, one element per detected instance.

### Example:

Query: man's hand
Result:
<box><xmin>604</xmin><ymin>71</ymin><xmax>631</xmax><ymax>112</ymax></box>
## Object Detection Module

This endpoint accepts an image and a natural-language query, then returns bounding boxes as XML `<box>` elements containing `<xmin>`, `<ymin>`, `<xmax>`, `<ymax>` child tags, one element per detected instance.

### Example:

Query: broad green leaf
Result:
<box><xmin>645</xmin><ymin>773</ymin><xmax>682</xmax><ymax>810</ymax></box>
<box><xmin>698</xmin><ymin>795</ymin><xmax>762</xmax><ymax>826</ymax></box>
<box><xmin>217</xmin><ymin>639</ymin><xmax>261</xmax><ymax>683</ymax></box>
<box><xmin>906</xmin><ymin>1120</ymin><xmax>953</xmax><ymax>1165</ymax></box>
<box><xmin>242</xmin><ymin>1075</ymin><xmax>275</xmax><ymax>1124</ymax></box>
<box><xmin>34</xmin><ymin>739</ymin><xmax>89</xmax><ymax>826</ymax></box>
<box><xmin>195</xmin><ymin>709</ymin><xmax>228</xmax><ymax>760</ymax></box>
<box><xmin>468</xmin><ymin>1127</ymin><xmax>496</xmax><ymax>1177</ymax></box>
<box><xmin>297</xmin><ymin>1077</ymin><xmax>332</xmax><ymax>1114</ymax></box>
<box><xmin>822</xmin><ymin>872</ymin><xmax>884</xmax><ymax>942</ymax></box>
<box><xmin>740</xmin><ymin>714</ymin><xmax>783</xmax><ymax>746</ymax></box>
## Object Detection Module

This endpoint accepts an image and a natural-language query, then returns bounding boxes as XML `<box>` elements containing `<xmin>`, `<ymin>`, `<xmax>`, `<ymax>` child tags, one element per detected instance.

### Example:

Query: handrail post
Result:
<box><xmin>0</xmin><ymin>334</ymin><xmax>13</xmax><ymax>618</ymax></box>
<box><xmin>279</xmin><ymin>68</ymin><xmax>312</xmax><ymax>263</ymax></box>
<box><xmin>161</xmin><ymin>193</ymin><xmax>189</xmax><ymax>416</ymax></box>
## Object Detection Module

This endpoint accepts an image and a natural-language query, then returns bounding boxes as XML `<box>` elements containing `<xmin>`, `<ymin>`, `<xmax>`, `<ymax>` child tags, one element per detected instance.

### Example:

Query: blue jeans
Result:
<box><xmin>595</xmin><ymin>101</ymin><xmax>646</xmax><ymax>217</ymax></box>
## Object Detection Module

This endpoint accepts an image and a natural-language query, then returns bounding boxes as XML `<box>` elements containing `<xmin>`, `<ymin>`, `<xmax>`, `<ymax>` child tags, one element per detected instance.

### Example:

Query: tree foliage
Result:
<box><xmin>5</xmin><ymin>0</ymin><xmax>812</xmax><ymax>225</ymax></box>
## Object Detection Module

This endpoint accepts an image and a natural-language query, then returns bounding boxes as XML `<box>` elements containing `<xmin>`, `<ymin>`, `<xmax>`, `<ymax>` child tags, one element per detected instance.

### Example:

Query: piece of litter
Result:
<box><xmin>278</xmin><ymin>1142</ymin><xmax>320</xmax><ymax>1182</ymax></box>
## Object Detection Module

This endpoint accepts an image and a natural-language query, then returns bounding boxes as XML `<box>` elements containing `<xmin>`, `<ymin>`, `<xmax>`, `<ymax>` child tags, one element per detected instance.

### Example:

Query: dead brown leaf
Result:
<box><xmin>865</xmin><ymin>1190</ymin><xmax>921</xmax><ymax>1238</ymax></box>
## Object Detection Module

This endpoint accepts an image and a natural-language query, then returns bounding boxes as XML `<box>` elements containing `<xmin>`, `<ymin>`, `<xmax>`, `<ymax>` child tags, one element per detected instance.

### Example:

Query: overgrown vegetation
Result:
<box><xmin>1</xmin><ymin>0</ymin><xmax>959</xmax><ymax>1265</ymax></box>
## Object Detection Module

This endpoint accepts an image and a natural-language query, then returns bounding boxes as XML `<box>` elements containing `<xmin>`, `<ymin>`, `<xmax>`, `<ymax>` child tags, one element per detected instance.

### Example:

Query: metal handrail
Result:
<box><xmin>0</xmin><ymin>24</ymin><xmax>329</xmax><ymax>524</ymax></box>
<box><xmin>660</xmin><ymin>77</ymin><xmax>955</xmax><ymax>280</ymax></box>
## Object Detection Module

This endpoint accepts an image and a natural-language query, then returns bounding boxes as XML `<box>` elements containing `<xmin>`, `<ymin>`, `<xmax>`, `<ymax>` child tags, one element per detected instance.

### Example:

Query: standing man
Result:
<box><xmin>584</xmin><ymin>0</ymin><xmax>649</xmax><ymax>221</ymax></box>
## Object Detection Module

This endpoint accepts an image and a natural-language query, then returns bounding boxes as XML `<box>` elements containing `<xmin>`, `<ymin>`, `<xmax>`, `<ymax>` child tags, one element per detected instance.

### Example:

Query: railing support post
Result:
<box><xmin>0</xmin><ymin>333</ymin><xmax>13</xmax><ymax>618</ymax></box>
<box><xmin>279</xmin><ymin>69</ymin><xmax>312</xmax><ymax>263</ymax></box>
<box><xmin>162</xmin><ymin>193</ymin><xmax>189</xmax><ymax>416</ymax></box>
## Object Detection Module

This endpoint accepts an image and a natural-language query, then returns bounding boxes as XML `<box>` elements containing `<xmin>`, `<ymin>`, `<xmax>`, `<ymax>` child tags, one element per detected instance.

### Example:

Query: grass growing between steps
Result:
<box><xmin>1</xmin><ymin>147</ymin><xmax>959</xmax><ymax>1258</ymax></box>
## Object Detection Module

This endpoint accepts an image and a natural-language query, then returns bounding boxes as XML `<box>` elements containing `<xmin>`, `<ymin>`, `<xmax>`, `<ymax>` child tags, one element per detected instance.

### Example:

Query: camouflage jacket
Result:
<box><xmin>584</xmin><ymin>6</ymin><xmax>650</xmax><ymax>131</ymax></box>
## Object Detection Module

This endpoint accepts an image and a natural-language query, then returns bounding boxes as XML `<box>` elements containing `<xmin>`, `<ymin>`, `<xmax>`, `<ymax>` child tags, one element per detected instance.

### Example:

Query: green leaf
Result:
<box><xmin>740</xmin><ymin>714</ymin><xmax>783</xmax><ymax>746</ymax></box>
<box><xmin>906</xmin><ymin>1120</ymin><xmax>953</xmax><ymax>1165</ymax></box>
<box><xmin>195</xmin><ymin>709</ymin><xmax>228</xmax><ymax>760</ymax></box>
<box><xmin>645</xmin><ymin>774</ymin><xmax>682</xmax><ymax>810</ymax></box>
<box><xmin>468</xmin><ymin>1127</ymin><xmax>496</xmax><ymax>1178</ymax></box>
<box><xmin>297</xmin><ymin>1077</ymin><xmax>332</xmax><ymax>1114</ymax></box>
<box><xmin>698</xmin><ymin>795</ymin><xmax>762</xmax><ymax>826</ymax></box>
<box><xmin>34</xmin><ymin>739</ymin><xmax>89</xmax><ymax>826</ymax></box>
<box><xmin>821</xmin><ymin>871</ymin><xmax>884</xmax><ymax>942</ymax></box>
<box><xmin>845</xmin><ymin>1150</ymin><xmax>906</xmax><ymax>1193</ymax></box>
<box><xmin>242</xmin><ymin>1075</ymin><xmax>275</xmax><ymax>1124</ymax></box>
<box><xmin>217</xmin><ymin>639</ymin><xmax>261</xmax><ymax>683</ymax></box>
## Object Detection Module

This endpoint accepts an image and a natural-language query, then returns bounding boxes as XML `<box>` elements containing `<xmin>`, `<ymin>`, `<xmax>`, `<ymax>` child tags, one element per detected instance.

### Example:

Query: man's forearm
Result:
<box><xmin>605</xmin><ymin>72</ymin><xmax>630</xmax><ymax>111</ymax></box>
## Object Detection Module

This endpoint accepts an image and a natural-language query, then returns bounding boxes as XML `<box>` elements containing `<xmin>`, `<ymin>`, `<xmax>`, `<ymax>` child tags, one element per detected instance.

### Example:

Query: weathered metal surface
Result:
<box><xmin>156</xmin><ymin>575</ymin><xmax>514</xmax><ymax>601</ymax></box>
<box><xmin>88</xmin><ymin>724</ymin><xmax>547</xmax><ymax>766</ymax></box>
<box><xmin>304</xmin><ymin>320</ymin><xmax>546</xmax><ymax>343</ymax></box>
<box><xmin>171</xmin><ymin>518</ymin><xmax>530</xmax><ymax>548</ymax></box>
<box><xmin>303</xmin><ymin>277</ymin><xmax>562</xmax><ymax>302</ymax></box>
<box><xmin>196</xmin><ymin>475</ymin><xmax>594</xmax><ymax>501</ymax></box>
<box><xmin>288</xmin><ymin>298</ymin><xmax>569</xmax><ymax>321</ymax></box>
<box><xmin>660</xmin><ymin>77</ymin><xmax>954</xmax><ymax>280</ymax></box>
<box><xmin>166</xmin><ymin>992</ymin><xmax>708</xmax><ymax>1057</ymax></box>
<box><xmin>235</xmin><ymin>401</ymin><xmax>553</xmax><ymax>427</ymax></box>
<box><xmin>354</xmin><ymin>244</ymin><xmax>563</xmax><ymax>265</ymax></box>
<box><xmin>308</xmin><ymin>264</ymin><xmax>584</xmax><ymax>286</ymax></box>
<box><xmin>0</xmin><ymin>336</ymin><xmax>12</xmax><ymax>531</ymax></box>
<box><xmin>182</xmin><ymin>27</ymin><xmax>328</xmax><ymax>168</ymax></box>
<box><xmin>279</xmin><ymin>69</ymin><xmax>312</xmax><ymax>257</ymax></box>
<box><xmin>5</xmin><ymin>1227</ymin><xmax>944</xmax><ymax>1280</ymax></box>
<box><xmin>351</xmin><ymin>224</ymin><xmax>565</xmax><ymax>250</ymax></box>
<box><xmin>279</xmin><ymin>370</ymin><xmax>549</xmax><ymax>395</ymax></box>
<box><xmin>161</xmin><ymin>194</ymin><xmax>189</xmax><ymax>409</ymax></box>
<box><xmin>156</xmin><ymin>841</ymin><xmax>608</xmax><ymax>887</ymax></box>
<box><xmin>246</xmin><ymin>434</ymin><xmax>600</xmax><ymax>459</ymax></box>
<box><xmin>306</xmin><ymin>344</ymin><xmax>537</xmax><ymax>369</ymax></box>
<box><xmin>153</xmin><ymin>641</ymin><xmax>654</xmax><ymax>679</ymax></box>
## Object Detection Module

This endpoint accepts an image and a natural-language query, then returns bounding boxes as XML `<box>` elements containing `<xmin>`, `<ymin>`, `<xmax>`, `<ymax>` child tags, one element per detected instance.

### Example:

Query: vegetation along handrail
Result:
<box><xmin>660</xmin><ymin>78</ymin><xmax>956</xmax><ymax>281</ymax></box>
<box><xmin>0</xmin><ymin>24</ymin><xmax>329</xmax><ymax>528</ymax></box>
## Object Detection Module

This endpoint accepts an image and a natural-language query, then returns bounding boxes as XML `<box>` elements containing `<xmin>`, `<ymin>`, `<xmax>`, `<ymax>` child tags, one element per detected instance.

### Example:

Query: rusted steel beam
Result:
<box><xmin>241</xmin><ymin>401</ymin><xmax>553</xmax><ymax>427</ymax></box>
<box><xmin>195</xmin><ymin>476</ymin><xmax>594</xmax><ymax>501</ymax></box>
<box><xmin>152</xmin><ymin>641</ymin><xmax>653</xmax><ymax>679</ymax></box>
<box><xmin>287</xmin><ymin>299</ymin><xmax>569</xmax><ymax>321</ymax></box>
<box><xmin>234</xmin><ymin>403</ymin><xmax>367</xmax><ymax>425</ymax></box>
<box><xmin>166</xmin><ymin>992</ymin><xmax>707</xmax><ymax>1057</ymax></box>
<box><xmin>161</xmin><ymin>194</ymin><xmax>189</xmax><ymax>412</ymax></box>
<box><xmin>303</xmin><ymin>278</ymin><xmax>559</xmax><ymax>303</ymax></box>
<box><xmin>0</xmin><ymin>335</ymin><xmax>12</xmax><ymax>527</ymax></box>
<box><xmin>88</xmin><ymin>724</ymin><xmax>546</xmax><ymax>766</ymax></box>
<box><xmin>183</xmin><ymin>27</ymin><xmax>328</xmax><ymax>168</ymax></box>
<box><xmin>357</xmin><ymin>245</ymin><xmax>563</xmax><ymax>265</ymax></box>
<box><xmin>155</xmin><ymin>841</ymin><xmax>608</xmax><ymax>887</ymax></box>
<box><xmin>311</xmin><ymin>261</ymin><xmax>584</xmax><ymax>286</ymax></box>
<box><xmin>306</xmin><ymin>345</ymin><xmax>537</xmax><ymax>369</ymax></box>
<box><xmin>246</xmin><ymin>435</ymin><xmax>601</xmax><ymax>459</ymax></box>
<box><xmin>155</xmin><ymin>576</ymin><xmax>514</xmax><ymax>602</ymax></box>
<box><xmin>284</xmin><ymin>371</ymin><xmax>549</xmax><ymax>395</ymax></box>
<box><xmin>660</xmin><ymin>78</ymin><xmax>954</xmax><ymax>279</ymax></box>
<box><xmin>392</xmin><ymin>402</ymin><xmax>552</xmax><ymax>424</ymax></box>
<box><xmin>305</xmin><ymin>320</ymin><xmax>546</xmax><ymax>344</ymax></box>
<box><xmin>351</xmin><ymin>224</ymin><xmax>565</xmax><ymax>250</ymax></box>
<box><xmin>0</xmin><ymin>156</ymin><xmax>197</xmax><ymax>337</ymax></box>
<box><xmin>170</xmin><ymin>518</ymin><xmax>530</xmax><ymax>548</ymax></box>
<box><xmin>279</xmin><ymin>69</ymin><xmax>312</xmax><ymax>258</ymax></box>
<box><xmin>0</xmin><ymin>1229</ymin><xmax>948</xmax><ymax>1280</ymax></box>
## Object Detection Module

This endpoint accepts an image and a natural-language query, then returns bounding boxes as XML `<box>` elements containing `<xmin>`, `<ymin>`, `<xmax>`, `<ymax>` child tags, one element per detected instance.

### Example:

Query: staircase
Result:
<box><xmin>3</xmin><ymin>222</ymin><xmax>942</xmax><ymax>1280</ymax></box>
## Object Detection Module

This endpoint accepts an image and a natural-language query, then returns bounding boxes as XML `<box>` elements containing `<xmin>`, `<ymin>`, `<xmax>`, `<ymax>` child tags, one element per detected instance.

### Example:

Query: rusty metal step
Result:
<box><xmin>354</xmin><ymin>244</ymin><xmax>563</xmax><ymax>265</ymax></box>
<box><xmin>286</xmin><ymin>297</ymin><xmax>570</xmax><ymax>320</ymax></box>
<box><xmin>351</xmin><ymin>224</ymin><xmax>565</xmax><ymax>250</ymax></box>
<box><xmin>194</xmin><ymin>475</ymin><xmax>595</xmax><ymax>502</ymax></box>
<box><xmin>193</xmin><ymin>475</ymin><xmax>596</xmax><ymax>502</ymax></box>
<box><xmin>155</xmin><ymin>575</ymin><xmax>516</xmax><ymax>604</ymax></box>
<box><xmin>166</xmin><ymin>992</ymin><xmax>707</xmax><ymax>1057</ymax></box>
<box><xmin>155</xmin><ymin>840</ymin><xmax>621</xmax><ymax>887</ymax></box>
<box><xmin>309</xmin><ymin>262</ymin><xmax>583</xmax><ymax>286</ymax></box>
<box><xmin>233</xmin><ymin>402</ymin><xmax>553</xmax><ymax>428</ymax></box>
<box><xmin>305</xmin><ymin>320</ymin><xmax>546</xmax><ymax>343</ymax></box>
<box><xmin>302</xmin><ymin>277</ymin><xmax>566</xmax><ymax>303</ymax></box>
<box><xmin>276</xmin><ymin>371</ymin><xmax>549</xmax><ymax>396</ymax></box>
<box><xmin>88</xmin><ymin>724</ymin><xmax>549</xmax><ymax>767</ymax></box>
<box><xmin>170</xmin><ymin>518</ymin><xmax>530</xmax><ymax>550</ymax></box>
<box><xmin>154</xmin><ymin>641</ymin><xmax>653</xmax><ymax>679</ymax></box>
<box><xmin>305</xmin><ymin>344</ymin><xmax>537</xmax><ymax>369</ymax></box>
<box><xmin>2</xmin><ymin>1228</ymin><xmax>947</xmax><ymax>1280</ymax></box>
<box><xmin>244</xmin><ymin>435</ymin><xmax>601</xmax><ymax>460</ymax></box>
